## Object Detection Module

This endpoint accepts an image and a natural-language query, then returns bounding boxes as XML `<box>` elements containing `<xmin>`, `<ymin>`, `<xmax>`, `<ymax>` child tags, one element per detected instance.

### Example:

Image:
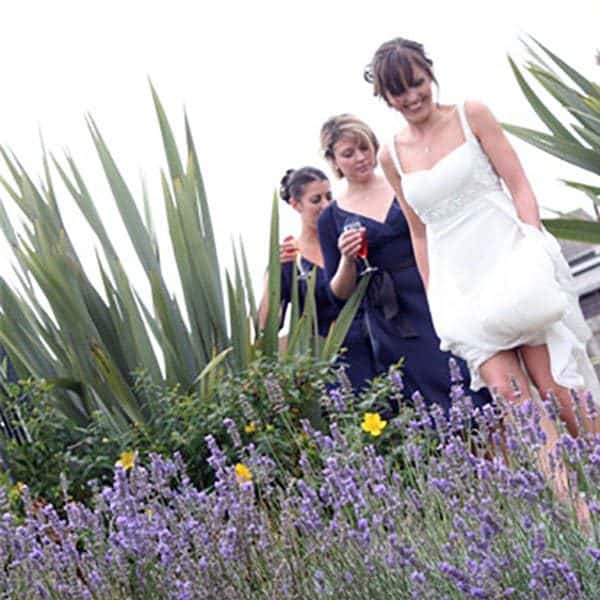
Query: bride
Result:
<box><xmin>363</xmin><ymin>37</ymin><xmax>599</xmax><ymax>442</ymax></box>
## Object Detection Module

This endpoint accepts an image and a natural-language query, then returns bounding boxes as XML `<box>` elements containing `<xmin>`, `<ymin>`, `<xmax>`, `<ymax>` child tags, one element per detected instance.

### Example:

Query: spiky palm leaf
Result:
<box><xmin>0</xmin><ymin>87</ymin><xmax>365</xmax><ymax>435</ymax></box>
<box><xmin>506</xmin><ymin>37</ymin><xmax>600</xmax><ymax>242</ymax></box>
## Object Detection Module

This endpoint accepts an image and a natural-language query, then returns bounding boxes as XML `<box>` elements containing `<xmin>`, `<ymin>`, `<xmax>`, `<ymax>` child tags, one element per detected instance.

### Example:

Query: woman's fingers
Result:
<box><xmin>279</xmin><ymin>239</ymin><xmax>297</xmax><ymax>264</ymax></box>
<box><xmin>338</xmin><ymin>229</ymin><xmax>364</xmax><ymax>258</ymax></box>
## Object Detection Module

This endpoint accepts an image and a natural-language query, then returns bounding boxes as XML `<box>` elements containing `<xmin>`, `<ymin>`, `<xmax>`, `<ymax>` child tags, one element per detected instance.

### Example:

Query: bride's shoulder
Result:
<box><xmin>392</xmin><ymin>127</ymin><xmax>412</xmax><ymax>145</ymax></box>
<box><xmin>380</xmin><ymin>128</ymin><xmax>410</xmax><ymax>161</ymax></box>
<box><xmin>463</xmin><ymin>99</ymin><xmax>496</xmax><ymax>121</ymax></box>
<box><xmin>463</xmin><ymin>100</ymin><xmax>499</xmax><ymax>135</ymax></box>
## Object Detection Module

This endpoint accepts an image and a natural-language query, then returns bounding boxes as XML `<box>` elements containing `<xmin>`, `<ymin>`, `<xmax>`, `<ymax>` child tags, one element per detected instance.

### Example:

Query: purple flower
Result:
<box><xmin>410</xmin><ymin>570</ymin><xmax>425</xmax><ymax>585</ymax></box>
<box><xmin>223</xmin><ymin>417</ymin><xmax>242</xmax><ymax>448</ymax></box>
<box><xmin>588</xmin><ymin>547</ymin><xmax>600</xmax><ymax>561</ymax></box>
<box><xmin>328</xmin><ymin>387</ymin><xmax>346</xmax><ymax>412</ymax></box>
<box><xmin>448</xmin><ymin>357</ymin><xmax>463</xmax><ymax>384</ymax></box>
<box><xmin>389</xmin><ymin>369</ymin><xmax>404</xmax><ymax>391</ymax></box>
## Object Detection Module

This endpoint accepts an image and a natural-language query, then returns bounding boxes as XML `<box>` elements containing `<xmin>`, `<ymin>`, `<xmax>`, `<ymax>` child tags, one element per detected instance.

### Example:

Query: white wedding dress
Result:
<box><xmin>387</xmin><ymin>102</ymin><xmax>600</xmax><ymax>398</ymax></box>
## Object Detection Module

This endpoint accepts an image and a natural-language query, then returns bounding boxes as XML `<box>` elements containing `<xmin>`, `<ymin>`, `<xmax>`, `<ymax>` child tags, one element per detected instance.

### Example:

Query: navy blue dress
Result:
<box><xmin>280</xmin><ymin>259</ymin><xmax>339</xmax><ymax>337</ymax></box>
<box><xmin>317</xmin><ymin>199</ymin><xmax>492</xmax><ymax>412</ymax></box>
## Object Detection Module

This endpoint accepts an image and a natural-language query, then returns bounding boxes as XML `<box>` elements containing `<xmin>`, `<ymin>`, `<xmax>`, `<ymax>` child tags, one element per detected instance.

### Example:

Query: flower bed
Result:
<box><xmin>2</xmin><ymin>369</ymin><xmax>599</xmax><ymax>598</ymax></box>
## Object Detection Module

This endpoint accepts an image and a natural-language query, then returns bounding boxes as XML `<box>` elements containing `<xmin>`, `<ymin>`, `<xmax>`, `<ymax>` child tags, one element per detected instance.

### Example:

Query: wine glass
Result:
<box><xmin>283</xmin><ymin>235</ymin><xmax>310</xmax><ymax>280</ymax></box>
<box><xmin>295</xmin><ymin>250</ymin><xmax>311</xmax><ymax>281</ymax></box>
<box><xmin>343</xmin><ymin>218</ymin><xmax>378</xmax><ymax>276</ymax></box>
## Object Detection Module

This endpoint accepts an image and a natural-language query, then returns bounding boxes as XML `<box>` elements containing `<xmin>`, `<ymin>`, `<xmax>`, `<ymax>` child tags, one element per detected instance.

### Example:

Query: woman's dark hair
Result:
<box><xmin>364</xmin><ymin>37</ymin><xmax>437</xmax><ymax>106</ymax></box>
<box><xmin>279</xmin><ymin>167</ymin><xmax>328</xmax><ymax>203</ymax></box>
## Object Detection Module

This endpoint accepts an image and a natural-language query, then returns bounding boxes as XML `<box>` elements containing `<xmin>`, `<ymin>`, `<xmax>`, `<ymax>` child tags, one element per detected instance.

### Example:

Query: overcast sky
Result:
<box><xmin>0</xmin><ymin>0</ymin><xmax>598</xmax><ymax>304</ymax></box>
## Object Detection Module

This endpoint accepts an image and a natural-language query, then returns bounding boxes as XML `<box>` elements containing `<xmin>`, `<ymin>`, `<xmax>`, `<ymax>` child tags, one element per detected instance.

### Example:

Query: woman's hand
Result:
<box><xmin>338</xmin><ymin>227</ymin><xmax>365</xmax><ymax>261</ymax></box>
<box><xmin>280</xmin><ymin>235</ymin><xmax>298</xmax><ymax>264</ymax></box>
<box><xmin>328</xmin><ymin>228</ymin><xmax>363</xmax><ymax>300</ymax></box>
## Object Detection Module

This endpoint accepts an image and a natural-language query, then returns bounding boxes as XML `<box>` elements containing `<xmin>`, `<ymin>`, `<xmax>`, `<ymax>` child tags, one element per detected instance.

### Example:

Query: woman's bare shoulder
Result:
<box><xmin>380</xmin><ymin>129</ymin><xmax>409</xmax><ymax>164</ymax></box>
<box><xmin>392</xmin><ymin>127</ymin><xmax>412</xmax><ymax>146</ymax></box>
<box><xmin>378</xmin><ymin>145</ymin><xmax>400</xmax><ymax>182</ymax></box>
<box><xmin>463</xmin><ymin>99</ymin><xmax>498</xmax><ymax>132</ymax></box>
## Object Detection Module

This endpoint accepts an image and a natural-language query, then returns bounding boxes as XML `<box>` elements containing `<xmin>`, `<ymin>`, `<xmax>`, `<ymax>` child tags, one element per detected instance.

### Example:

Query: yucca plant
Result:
<box><xmin>505</xmin><ymin>37</ymin><xmax>600</xmax><ymax>243</ymax></box>
<box><xmin>0</xmin><ymin>86</ymin><xmax>364</xmax><ymax>437</ymax></box>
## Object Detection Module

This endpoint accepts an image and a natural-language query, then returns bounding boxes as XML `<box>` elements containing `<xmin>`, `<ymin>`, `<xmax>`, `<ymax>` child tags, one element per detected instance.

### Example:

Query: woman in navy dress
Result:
<box><xmin>318</xmin><ymin>114</ymin><xmax>492</xmax><ymax>411</ymax></box>
<box><xmin>261</xmin><ymin>167</ymin><xmax>337</xmax><ymax>336</ymax></box>
<box><xmin>258</xmin><ymin>167</ymin><xmax>371</xmax><ymax>389</ymax></box>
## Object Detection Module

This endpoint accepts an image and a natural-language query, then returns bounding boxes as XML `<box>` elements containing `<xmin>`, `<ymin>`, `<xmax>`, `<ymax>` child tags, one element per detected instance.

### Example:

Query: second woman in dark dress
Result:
<box><xmin>258</xmin><ymin>167</ymin><xmax>372</xmax><ymax>390</ymax></box>
<box><xmin>271</xmin><ymin>167</ymin><xmax>339</xmax><ymax>337</ymax></box>
<box><xmin>318</xmin><ymin>114</ymin><xmax>492</xmax><ymax>412</ymax></box>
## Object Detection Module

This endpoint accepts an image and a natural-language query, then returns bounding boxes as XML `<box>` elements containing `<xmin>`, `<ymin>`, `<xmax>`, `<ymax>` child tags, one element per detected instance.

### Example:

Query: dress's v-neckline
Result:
<box><xmin>334</xmin><ymin>197</ymin><xmax>397</xmax><ymax>226</ymax></box>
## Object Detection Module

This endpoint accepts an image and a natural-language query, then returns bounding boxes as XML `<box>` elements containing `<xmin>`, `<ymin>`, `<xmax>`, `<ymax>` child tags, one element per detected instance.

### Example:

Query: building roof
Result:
<box><xmin>549</xmin><ymin>210</ymin><xmax>600</xmax><ymax>296</ymax></box>
<box><xmin>555</xmin><ymin>209</ymin><xmax>600</xmax><ymax>263</ymax></box>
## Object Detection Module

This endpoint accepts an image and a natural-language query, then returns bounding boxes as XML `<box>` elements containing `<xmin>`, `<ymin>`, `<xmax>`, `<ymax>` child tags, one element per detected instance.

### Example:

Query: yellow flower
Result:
<box><xmin>9</xmin><ymin>481</ymin><xmax>26</xmax><ymax>498</ymax></box>
<box><xmin>361</xmin><ymin>412</ymin><xmax>387</xmax><ymax>437</ymax></box>
<box><xmin>115</xmin><ymin>450</ymin><xmax>137</xmax><ymax>471</ymax></box>
<box><xmin>235</xmin><ymin>463</ymin><xmax>252</xmax><ymax>484</ymax></box>
<box><xmin>244</xmin><ymin>421</ymin><xmax>256</xmax><ymax>434</ymax></box>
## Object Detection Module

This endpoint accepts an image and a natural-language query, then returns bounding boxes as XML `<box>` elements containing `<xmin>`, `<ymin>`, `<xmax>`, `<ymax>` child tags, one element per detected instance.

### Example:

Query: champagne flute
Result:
<box><xmin>343</xmin><ymin>218</ymin><xmax>378</xmax><ymax>276</ymax></box>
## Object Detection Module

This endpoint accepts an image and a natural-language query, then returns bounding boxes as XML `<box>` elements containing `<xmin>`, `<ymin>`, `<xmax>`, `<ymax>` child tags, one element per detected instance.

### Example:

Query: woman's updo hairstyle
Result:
<box><xmin>320</xmin><ymin>114</ymin><xmax>380</xmax><ymax>179</ymax></box>
<box><xmin>364</xmin><ymin>37</ymin><xmax>437</xmax><ymax>106</ymax></box>
<box><xmin>279</xmin><ymin>166</ymin><xmax>328</xmax><ymax>204</ymax></box>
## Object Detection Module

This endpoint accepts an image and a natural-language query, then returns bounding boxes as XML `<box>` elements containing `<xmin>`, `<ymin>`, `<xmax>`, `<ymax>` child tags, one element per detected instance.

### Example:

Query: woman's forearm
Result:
<box><xmin>412</xmin><ymin>234</ymin><xmax>430</xmax><ymax>290</ymax></box>
<box><xmin>330</xmin><ymin>256</ymin><xmax>358</xmax><ymax>300</ymax></box>
<box><xmin>512</xmin><ymin>185</ymin><xmax>541</xmax><ymax>229</ymax></box>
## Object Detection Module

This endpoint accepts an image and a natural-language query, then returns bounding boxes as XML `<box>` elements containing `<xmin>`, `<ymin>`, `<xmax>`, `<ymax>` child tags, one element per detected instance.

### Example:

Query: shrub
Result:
<box><xmin>0</xmin><ymin>353</ymin><xmax>340</xmax><ymax>506</ymax></box>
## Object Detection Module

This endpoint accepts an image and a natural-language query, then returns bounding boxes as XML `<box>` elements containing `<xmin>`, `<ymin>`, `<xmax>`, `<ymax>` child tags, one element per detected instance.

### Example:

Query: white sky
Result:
<box><xmin>0</xmin><ymin>0</ymin><xmax>598</xmax><ymax>306</ymax></box>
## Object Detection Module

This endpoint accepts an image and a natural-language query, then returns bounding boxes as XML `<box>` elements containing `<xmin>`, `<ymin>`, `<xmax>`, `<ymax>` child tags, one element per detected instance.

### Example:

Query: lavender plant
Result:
<box><xmin>1</xmin><ymin>367</ymin><xmax>599</xmax><ymax>598</ymax></box>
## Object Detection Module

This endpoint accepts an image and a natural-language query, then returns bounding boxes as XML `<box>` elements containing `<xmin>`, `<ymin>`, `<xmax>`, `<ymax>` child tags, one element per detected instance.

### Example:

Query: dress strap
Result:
<box><xmin>387</xmin><ymin>135</ymin><xmax>404</xmax><ymax>177</ymax></box>
<box><xmin>456</xmin><ymin>102</ymin><xmax>476</xmax><ymax>142</ymax></box>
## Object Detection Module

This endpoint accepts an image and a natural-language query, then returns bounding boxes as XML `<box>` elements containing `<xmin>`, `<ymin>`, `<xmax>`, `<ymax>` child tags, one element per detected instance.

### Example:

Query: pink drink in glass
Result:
<box><xmin>357</xmin><ymin>231</ymin><xmax>368</xmax><ymax>260</ymax></box>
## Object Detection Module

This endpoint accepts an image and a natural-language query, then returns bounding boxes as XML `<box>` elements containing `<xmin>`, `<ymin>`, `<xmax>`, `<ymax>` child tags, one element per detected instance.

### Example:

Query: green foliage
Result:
<box><xmin>506</xmin><ymin>37</ymin><xmax>600</xmax><ymax>241</ymax></box>
<box><xmin>0</xmin><ymin>354</ymin><xmax>343</xmax><ymax>506</ymax></box>
<box><xmin>0</xmin><ymin>87</ymin><xmax>365</xmax><ymax>437</ymax></box>
<box><xmin>0</xmin><ymin>379</ymin><xmax>113</xmax><ymax>507</ymax></box>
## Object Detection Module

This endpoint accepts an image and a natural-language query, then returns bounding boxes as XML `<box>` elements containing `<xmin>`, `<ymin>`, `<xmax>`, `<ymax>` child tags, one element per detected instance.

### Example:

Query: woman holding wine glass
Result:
<box><xmin>259</xmin><ymin>166</ymin><xmax>372</xmax><ymax>381</ymax></box>
<box><xmin>259</xmin><ymin>167</ymin><xmax>335</xmax><ymax>336</ymax></box>
<box><xmin>318</xmin><ymin>114</ymin><xmax>492</xmax><ymax>411</ymax></box>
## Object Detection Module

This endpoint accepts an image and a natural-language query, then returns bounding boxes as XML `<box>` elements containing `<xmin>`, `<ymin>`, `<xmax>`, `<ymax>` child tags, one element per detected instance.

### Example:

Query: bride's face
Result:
<box><xmin>384</xmin><ymin>64</ymin><xmax>434</xmax><ymax>124</ymax></box>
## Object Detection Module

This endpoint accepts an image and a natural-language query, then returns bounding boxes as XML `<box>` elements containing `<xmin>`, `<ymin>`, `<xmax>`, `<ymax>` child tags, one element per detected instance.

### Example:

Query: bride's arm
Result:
<box><xmin>380</xmin><ymin>146</ymin><xmax>430</xmax><ymax>289</ymax></box>
<box><xmin>464</xmin><ymin>100</ymin><xmax>541</xmax><ymax>229</ymax></box>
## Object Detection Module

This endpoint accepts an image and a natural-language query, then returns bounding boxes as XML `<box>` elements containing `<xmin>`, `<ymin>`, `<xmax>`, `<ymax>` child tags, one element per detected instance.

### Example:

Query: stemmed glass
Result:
<box><xmin>283</xmin><ymin>235</ymin><xmax>310</xmax><ymax>280</ymax></box>
<box><xmin>295</xmin><ymin>249</ymin><xmax>310</xmax><ymax>281</ymax></box>
<box><xmin>343</xmin><ymin>218</ymin><xmax>378</xmax><ymax>276</ymax></box>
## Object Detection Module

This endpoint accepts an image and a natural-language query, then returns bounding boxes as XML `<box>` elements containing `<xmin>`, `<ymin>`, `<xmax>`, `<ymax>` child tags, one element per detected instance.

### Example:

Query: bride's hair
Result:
<box><xmin>320</xmin><ymin>114</ymin><xmax>380</xmax><ymax>179</ymax></box>
<box><xmin>364</xmin><ymin>38</ymin><xmax>437</xmax><ymax>105</ymax></box>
